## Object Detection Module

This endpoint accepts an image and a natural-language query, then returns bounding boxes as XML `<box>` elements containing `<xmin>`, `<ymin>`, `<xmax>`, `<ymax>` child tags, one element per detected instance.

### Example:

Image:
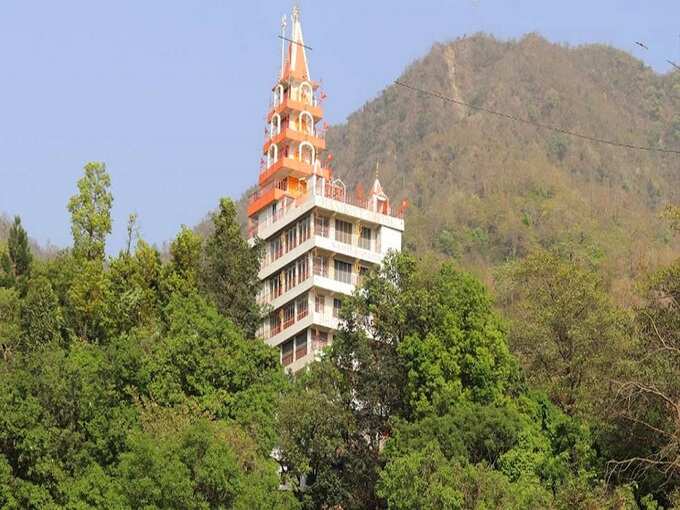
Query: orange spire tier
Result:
<box><xmin>248</xmin><ymin>7</ymin><xmax>405</xmax><ymax>372</ymax></box>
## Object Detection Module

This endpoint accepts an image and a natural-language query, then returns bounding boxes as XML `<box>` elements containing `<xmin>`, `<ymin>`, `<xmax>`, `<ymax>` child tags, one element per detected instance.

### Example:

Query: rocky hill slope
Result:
<box><xmin>325</xmin><ymin>33</ymin><xmax>680</xmax><ymax>297</ymax></box>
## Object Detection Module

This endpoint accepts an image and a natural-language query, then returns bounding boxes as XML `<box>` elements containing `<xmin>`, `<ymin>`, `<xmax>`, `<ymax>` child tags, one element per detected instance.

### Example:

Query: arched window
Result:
<box><xmin>300</xmin><ymin>82</ymin><xmax>313</xmax><ymax>105</ymax></box>
<box><xmin>274</xmin><ymin>84</ymin><xmax>284</xmax><ymax>106</ymax></box>
<box><xmin>299</xmin><ymin>111</ymin><xmax>314</xmax><ymax>135</ymax></box>
<box><xmin>271</xmin><ymin>113</ymin><xmax>282</xmax><ymax>137</ymax></box>
<box><xmin>298</xmin><ymin>142</ymin><xmax>315</xmax><ymax>165</ymax></box>
<box><xmin>267</xmin><ymin>144</ymin><xmax>279</xmax><ymax>167</ymax></box>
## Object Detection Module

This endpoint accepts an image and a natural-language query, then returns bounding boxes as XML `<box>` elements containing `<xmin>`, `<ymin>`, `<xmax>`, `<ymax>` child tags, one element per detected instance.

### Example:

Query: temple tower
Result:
<box><xmin>247</xmin><ymin>7</ymin><xmax>405</xmax><ymax>371</ymax></box>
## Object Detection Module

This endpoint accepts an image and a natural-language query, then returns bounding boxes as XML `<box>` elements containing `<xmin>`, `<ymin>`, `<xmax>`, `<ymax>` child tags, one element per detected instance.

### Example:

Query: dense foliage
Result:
<box><xmin>3</xmin><ymin>34</ymin><xmax>680</xmax><ymax>506</ymax></box>
<box><xmin>0</xmin><ymin>164</ymin><xmax>295</xmax><ymax>509</ymax></box>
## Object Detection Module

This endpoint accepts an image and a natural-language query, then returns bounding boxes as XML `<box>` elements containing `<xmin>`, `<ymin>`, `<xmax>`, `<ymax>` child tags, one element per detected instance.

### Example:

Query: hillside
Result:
<box><xmin>325</xmin><ymin>33</ymin><xmax>680</xmax><ymax>298</ymax></box>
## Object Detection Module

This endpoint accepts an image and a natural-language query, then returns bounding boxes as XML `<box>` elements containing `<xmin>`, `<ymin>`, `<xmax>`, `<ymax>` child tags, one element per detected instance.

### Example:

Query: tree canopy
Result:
<box><xmin>0</xmin><ymin>163</ymin><xmax>678</xmax><ymax>508</ymax></box>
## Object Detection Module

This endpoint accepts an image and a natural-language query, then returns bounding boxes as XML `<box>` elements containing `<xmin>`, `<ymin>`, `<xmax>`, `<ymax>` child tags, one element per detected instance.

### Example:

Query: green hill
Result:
<box><xmin>325</xmin><ymin>33</ymin><xmax>680</xmax><ymax>299</ymax></box>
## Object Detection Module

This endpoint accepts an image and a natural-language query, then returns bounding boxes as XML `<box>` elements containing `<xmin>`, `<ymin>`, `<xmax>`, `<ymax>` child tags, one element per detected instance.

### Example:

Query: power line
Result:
<box><xmin>666</xmin><ymin>59</ymin><xmax>680</xmax><ymax>72</ymax></box>
<box><xmin>394</xmin><ymin>80</ymin><xmax>680</xmax><ymax>155</ymax></box>
<box><xmin>277</xmin><ymin>35</ymin><xmax>313</xmax><ymax>51</ymax></box>
<box><xmin>634</xmin><ymin>40</ymin><xmax>680</xmax><ymax>71</ymax></box>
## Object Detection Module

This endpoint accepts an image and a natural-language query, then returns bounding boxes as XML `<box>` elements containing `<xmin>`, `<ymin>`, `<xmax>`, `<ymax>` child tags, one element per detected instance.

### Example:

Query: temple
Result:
<box><xmin>248</xmin><ymin>6</ymin><xmax>405</xmax><ymax>371</ymax></box>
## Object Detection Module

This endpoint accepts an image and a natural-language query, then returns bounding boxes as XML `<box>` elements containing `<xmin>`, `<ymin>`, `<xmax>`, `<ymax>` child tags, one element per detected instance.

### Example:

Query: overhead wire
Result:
<box><xmin>393</xmin><ymin>80</ymin><xmax>680</xmax><ymax>155</ymax></box>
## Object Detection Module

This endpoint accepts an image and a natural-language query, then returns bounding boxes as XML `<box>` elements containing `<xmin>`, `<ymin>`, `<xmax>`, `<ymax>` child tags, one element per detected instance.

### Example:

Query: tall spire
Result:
<box><xmin>284</xmin><ymin>5</ymin><xmax>310</xmax><ymax>81</ymax></box>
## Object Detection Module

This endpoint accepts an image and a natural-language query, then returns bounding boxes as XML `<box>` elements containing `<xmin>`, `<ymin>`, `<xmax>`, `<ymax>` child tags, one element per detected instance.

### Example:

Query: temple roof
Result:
<box><xmin>282</xmin><ymin>6</ymin><xmax>310</xmax><ymax>81</ymax></box>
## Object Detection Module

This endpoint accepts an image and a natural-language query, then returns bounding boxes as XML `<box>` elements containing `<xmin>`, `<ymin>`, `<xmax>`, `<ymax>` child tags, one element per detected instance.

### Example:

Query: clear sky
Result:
<box><xmin>1</xmin><ymin>1</ymin><xmax>678</xmax><ymax>253</ymax></box>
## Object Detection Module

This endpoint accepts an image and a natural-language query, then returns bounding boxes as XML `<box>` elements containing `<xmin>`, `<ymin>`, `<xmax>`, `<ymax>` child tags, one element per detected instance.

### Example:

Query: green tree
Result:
<box><xmin>105</xmin><ymin>240</ymin><xmax>162</xmax><ymax>337</ymax></box>
<box><xmin>611</xmin><ymin>259</ymin><xmax>680</xmax><ymax>495</ymax></box>
<box><xmin>279</xmin><ymin>252</ymin><xmax>520</xmax><ymax>509</ymax></box>
<box><xmin>498</xmin><ymin>250</ymin><xmax>629</xmax><ymax>416</ymax></box>
<box><xmin>0</xmin><ymin>287</ymin><xmax>21</xmax><ymax>358</ymax></box>
<box><xmin>146</xmin><ymin>291</ymin><xmax>287</xmax><ymax>453</ymax></box>
<box><xmin>67</xmin><ymin>162</ymin><xmax>113</xmax><ymax>262</ymax></box>
<box><xmin>67</xmin><ymin>259</ymin><xmax>110</xmax><ymax>341</ymax></box>
<box><xmin>161</xmin><ymin>225</ymin><xmax>202</xmax><ymax>301</ymax></box>
<box><xmin>116</xmin><ymin>420</ymin><xmax>299</xmax><ymax>510</ymax></box>
<box><xmin>199</xmin><ymin>198</ymin><xmax>263</xmax><ymax>336</ymax></box>
<box><xmin>0</xmin><ymin>216</ymin><xmax>32</xmax><ymax>287</ymax></box>
<box><xmin>19</xmin><ymin>276</ymin><xmax>63</xmax><ymax>351</ymax></box>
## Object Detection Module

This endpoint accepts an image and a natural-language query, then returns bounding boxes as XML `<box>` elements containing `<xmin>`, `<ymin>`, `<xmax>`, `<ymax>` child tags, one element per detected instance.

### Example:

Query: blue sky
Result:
<box><xmin>1</xmin><ymin>1</ymin><xmax>678</xmax><ymax>253</ymax></box>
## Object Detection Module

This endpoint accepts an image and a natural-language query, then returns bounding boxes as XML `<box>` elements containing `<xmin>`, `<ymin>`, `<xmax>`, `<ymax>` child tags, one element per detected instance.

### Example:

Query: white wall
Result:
<box><xmin>380</xmin><ymin>226</ymin><xmax>402</xmax><ymax>255</ymax></box>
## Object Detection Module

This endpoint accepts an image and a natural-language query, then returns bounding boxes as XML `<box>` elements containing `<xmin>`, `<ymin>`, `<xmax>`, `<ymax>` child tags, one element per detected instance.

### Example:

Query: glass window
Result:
<box><xmin>270</xmin><ymin>312</ymin><xmax>282</xmax><ymax>337</ymax></box>
<box><xmin>315</xmin><ymin>294</ymin><xmax>325</xmax><ymax>313</ymax></box>
<box><xmin>270</xmin><ymin>237</ymin><xmax>283</xmax><ymax>261</ymax></box>
<box><xmin>297</xmin><ymin>293</ymin><xmax>309</xmax><ymax>320</ymax></box>
<box><xmin>333</xmin><ymin>298</ymin><xmax>342</xmax><ymax>318</ymax></box>
<box><xmin>359</xmin><ymin>227</ymin><xmax>372</xmax><ymax>250</ymax></box>
<box><xmin>334</xmin><ymin>259</ymin><xmax>352</xmax><ymax>284</ymax></box>
<box><xmin>297</xmin><ymin>255</ymin><xmax>309</xmax><ymax>282</ymax></box>
<box><xmin>295</xmin><ymin>333</ymin><xmax>308</xmax><ymax>360</ymax></box>
<box><xmin>315</xmin><ymin>215</ymin><xmax>330</xmax><ymax>237</ymax></box>
<box><xmin>285</xmin><ymin>227</ymin><xmax>297</xmax><ymax>252</ymax></box>
<box><xmin>313</xmin><ymin>255</ymin><xmax>328</xmax><ymax>277</ymax></box>
<box><xmin>335</xmin><ymin>219</ymin><xmax>352</xmax><ymax>244</ymax></box>
<box><xmin>283</xmin><ymin>302</ymin><xmax>295</xmax><ymax>329</ymax></box>
<box><xmin>281</xmin><ymin>339</ymin><xmax>294</xmax><ymax>366</ymax></box>
<box><xmin>269</xmin><ymin>275</ymin><xmax>282</xmax><ymax>299</ymax></box>
<box><xmin>299</xmin><ymin>215</ymin><xmax>311</xmax><ymax>243</ymax></box>
<box><xmin>284</xmin><ymin>264</ymin><xmax>296</xmax><ymax>291</ymax></box>
<box><xmin>312</xmin><ymin>329</ymin><xmax>329</xmax><ymax>350</ymax></box>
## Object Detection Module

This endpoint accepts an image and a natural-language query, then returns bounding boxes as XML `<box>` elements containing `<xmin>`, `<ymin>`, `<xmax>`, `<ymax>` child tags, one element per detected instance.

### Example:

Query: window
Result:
<box><xmin>270</xmin><ymin>237</ymin><xmax>283</xmax><ymax>261</ymax></box>
<box><xmin>296</xmin><ymin>255</ymin><xmax>309</xmax><ymax>282</ymax></box>
<box><xmin>335</xmin><ymin>219</ymin><xmax>352</xmax><ymax>244</ymax></box>
<box><xmin>270</xmin><ymin>313</ymin><xmax>282</xmax><ymax>337</ymax></box>
<box><xmin>285</xmin><ymin>227</ymin><xmax>297</xmax><ymax>252</ymax></box>
<box><xmin>283</xmin><ymin>302</ymin><xmax>295</xmax><ymax>329</ymax></box>
<box><xmin>312</xmin><ymin>329</ymin><xmax>329</xmax><ymax>350</ymax></box>
<box><xmin>359</xmin><ymin>227</ymin><xmax>372</xmax><ymax>250</ymax></box>
<box><xmin>297</xmin><ymin>293</ymin><xmax>309</xmax><ymax>320</ymax></box>
<box><xmin>281</xmin><ymin>339</ymin><xmax>294</xmax><ymax>366</ymax></box>
<box><xmin>313</xmin><ymin>255</ymin><xmax>328</xmax><ymax>277</ymax></box>
<box><xmin>315</xmin><ymin>294</ymin><xmax>325</xmax><ymax>313</ymax></box>
<box><xmin>269</xmin><ymin>275</ymin><xmax>282</xmax><ymax>299</ymax></box>
<box><xmin>315</xmin><ymin>215</ymin><xmax>329</xmax><ymax>237</ymax></box>
<box><xmin>295</xmin><ymin>333</ymin><xmax>308</xmax><ymax>360</ymax></box>
<box><xmin>298</xmin><ymin>215</ymin><xmax>311</xmax><ymax>242</ymax></box>
<box><xmin>284</xmin><ymin>265</ymin><xmax>296</xmax><ymax>291</ymax></box>
<box><xmin>358</xmin><ymin>265</ymin><xmax>369</xmax><ymax>284</ymax></box>
<box><xmin>333</xmin><ymin>298</ymin><xmax>342</xmax><ymax>318</ymax></box>
<box><xmin>334</xmin><ymin>259</ymin><xmax>352</xmax><ymax>284</ymax></box>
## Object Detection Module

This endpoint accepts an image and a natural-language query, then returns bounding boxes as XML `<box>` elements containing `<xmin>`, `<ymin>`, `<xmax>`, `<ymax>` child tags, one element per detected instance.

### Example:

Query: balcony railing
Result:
<box><xmin>249</xmin><ymin>180</ymin><xmax>403</xmax><ymax>240</ymax></box>
<box><xmin>270</xmin><ymin>90</ymin><xmax>321</xmax><ymax>110</ymax></box>
<box><xmin>259</xmin><ymin>267</ymin><xmax>311</xmax><ymax>306</ymax></box>
<box><xmin>283</xmin><ymin>315</ymin><xmax>295</xmax><ymax>330</ymax></box>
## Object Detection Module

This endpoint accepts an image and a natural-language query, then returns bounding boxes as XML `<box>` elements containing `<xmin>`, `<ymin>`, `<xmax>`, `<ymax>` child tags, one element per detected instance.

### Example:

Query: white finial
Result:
<box><xmin>292</xmin><ymin>4</ymin><xmax>300</xmax><ymax>22</ymax></box>
<box><xmin>280</xmin><ymin>14</ymin><xmax>287</xmax><ymax>78</ymax></box>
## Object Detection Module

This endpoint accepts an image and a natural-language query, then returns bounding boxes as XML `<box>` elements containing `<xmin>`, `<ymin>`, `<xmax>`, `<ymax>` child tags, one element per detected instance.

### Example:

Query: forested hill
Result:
<box><xmin>326</xmin><ymin>33</ymin><xmax>680</xmax><ymax>296</ymax></box>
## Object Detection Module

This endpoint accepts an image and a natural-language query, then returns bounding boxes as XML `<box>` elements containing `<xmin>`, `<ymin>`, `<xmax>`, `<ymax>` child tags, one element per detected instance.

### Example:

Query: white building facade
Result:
<box><xmin>247</xmin><ymin>8</ymin><xmax>405</xmax><ymax>371</ymax></box>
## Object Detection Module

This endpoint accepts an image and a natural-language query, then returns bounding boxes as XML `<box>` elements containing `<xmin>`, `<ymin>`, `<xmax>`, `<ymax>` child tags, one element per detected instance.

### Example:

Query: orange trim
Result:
<box><xmin>268</xmin><ymin>98</ymin><xmax>323</xmax><ymax>123</ymax></box>
<box><xmin>263</xmin><ymin>128</ymin><xmax>326</xmax><ymax>154</ymax></box>
<box><xmin>259</xmin><ymin>157</ymin><xmax>331</xmax><ymax>186</ymax></box>
<box><xmin>247</xmin><ymin>187</ymin><xmax>286</xmax><ymax>216</ymax></box>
